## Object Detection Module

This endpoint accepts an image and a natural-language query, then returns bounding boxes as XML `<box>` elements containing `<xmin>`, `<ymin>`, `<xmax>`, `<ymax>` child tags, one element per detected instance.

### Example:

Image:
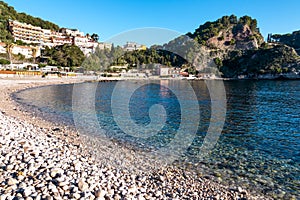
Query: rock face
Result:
<box><xmin>163</xmin><ymin>15</ymin><xmax>266</xmax><ymax>72</ymax></box>
<box><xmin>207</xmin><ymin>24</ymin><xmax>261</xmax><ymax>51</ymax></box>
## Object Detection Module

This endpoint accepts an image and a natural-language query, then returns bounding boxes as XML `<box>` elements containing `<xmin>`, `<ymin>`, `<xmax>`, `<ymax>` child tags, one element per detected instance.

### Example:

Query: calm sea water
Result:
<box><xmin>14</xmin><ymin>80</ymin><xmax>300</xmax><ymax>198</ymax></box>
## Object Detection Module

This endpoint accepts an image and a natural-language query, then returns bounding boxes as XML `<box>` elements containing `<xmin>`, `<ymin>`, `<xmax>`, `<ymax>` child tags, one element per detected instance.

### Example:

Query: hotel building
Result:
<box><xmin>8</xmin><ymin>20</ymin><xmax>43</xmax><ymax>44</ymax></box>
<box><xmin>8</xmin><ymin>19</ymin><xmax>113</xmax><ymax>57</ymax></box>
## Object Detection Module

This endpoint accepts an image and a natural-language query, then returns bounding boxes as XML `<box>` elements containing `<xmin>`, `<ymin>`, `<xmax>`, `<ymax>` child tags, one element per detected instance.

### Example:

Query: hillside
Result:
<box><xmin>159</xmin><ymin>15</ymin><xmax>267</xmax><ymax>73</ymax></box>
<box><xmin>0</xmin><ymin>1</ymin><xmax>298</xmax><ymax>79</ymax></box>
<box><xmin>221</xmin><ymin>44</ymin><xmax>300</xmax><ymax>78</ymax></box>
<box><xmin>167</xmin><ymin>15</ymin><xmax>300</xmax><ymax>78</ymax></box>
<box><xmin>0</xmin><ymin>1</ymin><xmax>59</xmax><ymax>43</ymax></box>
<box><xmin>269</xmin><ymin>31</ymin><xmax>300</xmax><ymax>55</ymax></box>
<box><xmin>187</xmin><ymin>15</ymin><xmax>264</xmax><ymax>50</ymax></box>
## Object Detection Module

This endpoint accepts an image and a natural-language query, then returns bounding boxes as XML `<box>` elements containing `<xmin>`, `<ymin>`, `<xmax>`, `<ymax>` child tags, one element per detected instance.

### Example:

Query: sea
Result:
<box><xmin>14</xmin><ymin>79</ymin><xmax>300</xmax><ymax>198</ymax></box>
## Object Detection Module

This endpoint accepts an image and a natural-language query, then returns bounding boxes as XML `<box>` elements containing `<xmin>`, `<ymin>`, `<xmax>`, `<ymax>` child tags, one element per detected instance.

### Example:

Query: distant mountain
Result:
<box><xmin>0</xmin><ymin>1</ymin><xmax>59</xmax><ymax>43</ymax></box>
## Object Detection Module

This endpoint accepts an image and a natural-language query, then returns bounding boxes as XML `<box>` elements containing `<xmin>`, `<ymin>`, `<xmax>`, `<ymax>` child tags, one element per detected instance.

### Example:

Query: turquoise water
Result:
<box><xmin>14</xmin><ymin>80</ymin><xmax>300</xmax><ymax>198</ymax></box>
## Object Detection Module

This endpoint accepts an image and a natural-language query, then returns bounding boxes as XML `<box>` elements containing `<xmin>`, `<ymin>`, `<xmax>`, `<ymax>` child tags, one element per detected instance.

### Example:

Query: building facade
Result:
<box><xmin>0</xmin><ymin>42</ymin><xmax>6</xmax><ymax>54</ymax></box>
<box><xmin>8</xmin><ymin>20</ymin><xmax>43</xmax><ymax>44</ymax></box>
<box><xmin>123</xmin><ymin>42</ymin><xmax>147</xmax><ymax>51</ymax></box>
<box><xmin>8</xmin><ymin>19</ymin><xmax>112</xmax><ymax>56</ymax></box>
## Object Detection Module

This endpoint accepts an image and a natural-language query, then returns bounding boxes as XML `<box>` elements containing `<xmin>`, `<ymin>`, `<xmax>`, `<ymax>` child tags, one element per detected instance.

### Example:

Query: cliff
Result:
<box><xmin>187</xmin><ymin>15</ymin><xmax>264</xmax><ymax>51</ymax></box>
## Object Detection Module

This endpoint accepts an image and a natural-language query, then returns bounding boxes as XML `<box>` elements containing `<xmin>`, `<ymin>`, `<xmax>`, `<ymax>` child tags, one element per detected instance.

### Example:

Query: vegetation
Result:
<box><xmin>0</xmin><ymin>1</ymin><xmax>298</xmax><ymax>78</ymax></box>
<box><xmin>268</xmin><ymin>31</ymin><xmax>300</xmax><ymax>54</ymax></box>
<box><xmin>82</xmin><ymin>45</ymin><xmax>188</xmax><ymax>72</ymax></box>
<box><xmin>221</xmin><ymin>45</ymin><xmax>300</xmax><ymax>77</ymax></box>
<box><xmin>0</xmin><ymin>58</ymin><xmax>9</xmax><ymax>64</ymax></box>
<box><xmin>186</xmin><ymin>15</ymin><xmax>263</xmax><ymax>47</ymax></box>
<box><xmin>0</xmin><ymin>1</ymin><xmax>59</xmax><ymax>43</ymax></box>
<box><xmin>91</xmin><ymin>33</ymin><xmax>99</xmax><ymax>42</ymax></box>
<box><xmin>43</xmin><ymin>44</ymin><xmax>85</xmax><ymax>70</ymax></box>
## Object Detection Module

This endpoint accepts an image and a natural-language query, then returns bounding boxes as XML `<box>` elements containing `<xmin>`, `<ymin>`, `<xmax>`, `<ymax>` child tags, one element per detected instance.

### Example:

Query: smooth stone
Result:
<box><xmin>72</xmin><ymin>193</ymin><xmax>81</xmax><ymax>199</ymax></box>
<box><xmin>78</xmin><ymin>179</ymin><xmax>89</xmax><ymax>191</ymax></box>
<box><xmin>6</xmin><ymin>164</ymin><xmax>14</xmax><ymax>170</ymax></box>
<box><xmin>7</xmin><ymin>178</ymin><xmax>17</xmax><ymax>186</ymax></box>
<box><xmin>23</xmin><ymin>188</ymin><xmax>32</xmax><ymax>197</ymax></box>
<box><xmin>94</xmin><ymin>189</ymin><xmax>102</xmax><ymax>198</ymax></box>
<box><xmin>50</xmin><ymin>168</ymin><xmax>63</xmax><ymax>178</ymax></box>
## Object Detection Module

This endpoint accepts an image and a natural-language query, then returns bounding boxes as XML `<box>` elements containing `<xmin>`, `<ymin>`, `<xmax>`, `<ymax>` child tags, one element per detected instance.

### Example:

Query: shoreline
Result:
<box><xmin>0</xmin><ymin>77</ymin><xmax>270</xmax><ymax>199</ymax></box>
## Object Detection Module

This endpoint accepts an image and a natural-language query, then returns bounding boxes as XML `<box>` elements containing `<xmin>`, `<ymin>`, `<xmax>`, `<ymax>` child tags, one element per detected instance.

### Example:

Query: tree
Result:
<box><xmin>91</xmin><ymin>33</ymin><xmax>99</xmax><ymax>42</ymax></box>
<box><xmin>81</xmin><ymin>54</ymin><xmax>101</xmax><ymax>71</ymax></box>
<box><xmin>5</xmin><ymin>42</ymin><xmax>15</xmax><ymax>68</ymax></box>
<box><xmin>44</xmin><ymin>44</ymin><xmax>85</xmax><ymax>69</ymax></box>
<box><xmin>32</xmin><ymin>47</ymin><xmax>37</xmax><ymax>63</ymax></box>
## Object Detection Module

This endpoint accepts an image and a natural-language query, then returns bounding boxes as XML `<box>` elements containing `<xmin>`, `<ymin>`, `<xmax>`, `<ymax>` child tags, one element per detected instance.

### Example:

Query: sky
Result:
<box><xmin>4</xmin><ymin>0</ymin><xmax>300</xmax><ymax>46</ymax></box>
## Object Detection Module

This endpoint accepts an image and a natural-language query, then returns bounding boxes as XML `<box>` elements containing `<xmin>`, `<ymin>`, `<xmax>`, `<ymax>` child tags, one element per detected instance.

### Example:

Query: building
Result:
<box><xmin>123</xmin><ymin>42</ymin><xmax>147</xmax><ymax>51</ymax></box>
<box><xmin>8</xmin><ymin>20</ymin><xmax>43</xmax><ymax>44</ymax></box>
<box><xmin>98</xmin><ymin>42</ymin><xmax>112</xmax><ymax>50</ymax></box>
<box><xmin>0</xmin><ymin>42</ymin><xmax>6</xmax><ymax>54</ymax></box>
<box><xmin>51</xmin><ymin>37</ymin><xmax>73</xmax><ymax>46</ymax></box>
<box><xmin>59</xmin><ymin>28</ymin><xmax>84</xmax><ymax>37</ymax></box>
<box><xmin>8</xmin><ymin>19</ymin><xmax>113</xmax><ymax>57</ymax></box>
<box><xmin>11</xmin><ymin>45</ymin><xmax>33</xmax><ymax>58</ymax></box>
<box><xmin>159</xmin><ymin>67</ymin><xmax>170</xmax><ymax>77</ymax></box>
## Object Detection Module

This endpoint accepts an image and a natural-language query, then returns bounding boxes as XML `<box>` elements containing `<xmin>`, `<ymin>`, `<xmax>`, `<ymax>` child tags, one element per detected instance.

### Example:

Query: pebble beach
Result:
<box><xmin>0</xmin><ymin>77</ymin><xmax>269</xmax><ymax>200</ymax></box>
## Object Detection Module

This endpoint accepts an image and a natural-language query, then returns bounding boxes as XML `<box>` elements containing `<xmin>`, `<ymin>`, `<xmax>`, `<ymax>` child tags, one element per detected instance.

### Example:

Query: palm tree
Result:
<box><xmin>5</xmin><ymin>42</ymin><xmax>15</xmax><ymax>69</ymax></box>
<box><xmin>32</xmin><ymin>47</ymin><xmax>37</xmax><ymax>63</ymax></box>
<box><xmin>91</xmin><ymin>33</ymin><xmax>99</xmax><ymax>42</ymax></box>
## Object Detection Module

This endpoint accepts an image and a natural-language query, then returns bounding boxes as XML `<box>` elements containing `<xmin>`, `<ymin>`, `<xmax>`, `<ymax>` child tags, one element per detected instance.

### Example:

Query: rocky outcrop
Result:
<box><xmin>221</xmin><ymin>44</ymin><xmax>300</xmax><ymax>78</ymax></box>
<box><xmin>207</xmin><ymin>24</ymin><xmax>262</xmax><ymax>51</ymax></box>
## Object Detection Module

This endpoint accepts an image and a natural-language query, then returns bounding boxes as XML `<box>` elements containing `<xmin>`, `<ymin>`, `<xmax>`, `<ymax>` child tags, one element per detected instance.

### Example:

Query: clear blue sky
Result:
<box><xmin>4</xmin><ymin>0</ymin><xmax>300</xmax><ymax>46</ymax></box>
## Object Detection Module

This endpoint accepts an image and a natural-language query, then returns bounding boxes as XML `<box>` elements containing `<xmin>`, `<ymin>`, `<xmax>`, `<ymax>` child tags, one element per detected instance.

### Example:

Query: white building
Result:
<box><xmin>0</xmin><ymin>42</ymin><xmax>6</xmax><ymax>54</ymax></box>
<box><xmin>8</xmin><ymin>20</ymin><xmax>113</xmax><ymax>57</ymax></box>
<box><xmin>11</xmin><ymin>45</ymin><xmax>33</xmax><ymax>58</ymax></box>
<box><xmin>52</xmin><ymin>37</ymin><xmax>73</xmax><ymax>46</ymax></box>
<box><xmin>159</xmin><ymin>67</ymin><xmax>170</xmax><ymax>77</ymax></box>
<box><xmin>8</xmin><ymin>20</ymin><xmax>43</xmax><ymax>44</ymax></box>
<box><xmin>60</xmin><ymin>28</ymin><xmax>84</xmax><ymax>37</ymax></box>
<box><xmin>98</xmin><ymin>42</ymin><xmax>112</xmax><ymax>50</ymax></box>
<box><xmin>41</xmin><ymin>66</ymin><xmax>59</xmax><ymax>72</ymax></box>
<box><xmin>123</xmin><ymin>42</ymin><xmax>146</xmax><ymax>51</ymax></box>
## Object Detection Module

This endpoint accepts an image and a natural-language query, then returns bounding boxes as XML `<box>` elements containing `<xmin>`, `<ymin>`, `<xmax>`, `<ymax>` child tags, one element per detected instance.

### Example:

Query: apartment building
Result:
<box><xmin>8</xmin><ymin>20</ymin><xmax>112</xmax><ymax>56</ymax></box>
<box><xmin>11</xmin><ymin>45</ymin><xmax>34</xmax><ymax>58</ymax></box>
<box><xmin>60</xmin><ymin>28</ymin><xmax>84</xmax><ymax>37</ymax></box>
<box><xmin>98</xmin><ymin>42</ymin><xmax>112</xmax><ymax>50</ymax></box>
<box><xmin>8</xmin><ymin>20</ymin><xmax>43</xmax><ymax>44</ymax></box>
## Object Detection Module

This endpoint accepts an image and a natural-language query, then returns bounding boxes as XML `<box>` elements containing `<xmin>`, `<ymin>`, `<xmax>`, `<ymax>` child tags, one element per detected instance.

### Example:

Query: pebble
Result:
<box><xmin>78</xmin><ymin>179</ymin><xmax>89</xmax><ymax>191</ymax></box>
<box><xmin>7</xmin><ymin>178</ymin><xmax>17</xmax><ymax>186</ymax></box>
<box><xmin>0</xmin><ymin>110</ymin><xmax>270</xmax><ymax>200</ymax></box>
